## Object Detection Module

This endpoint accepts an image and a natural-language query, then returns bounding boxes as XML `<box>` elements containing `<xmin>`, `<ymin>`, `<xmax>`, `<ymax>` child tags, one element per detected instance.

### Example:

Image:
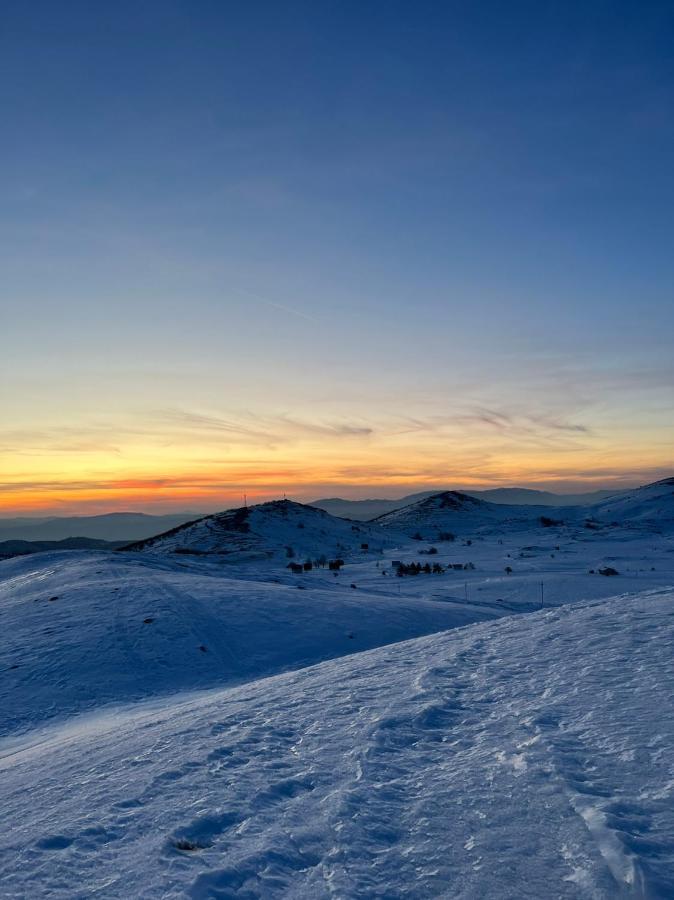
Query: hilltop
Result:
<box><xmin>374</xmin><ymin>489</ymin><xmax>540</xmax><ymax>539</ymax></box>
<box><xmin>373</xmin><ymin>479</ymin><xmax>674</xmax><ymax>540</ymax></box>
<box><xmin>121</xmin><ymin>499</ymin><xmax>396</xmax><ymax>562</ymax></box>
<box><xmin>311</xmin><ymin>486</ymin><xmax>622</xmax><ymax>520</ymax></box>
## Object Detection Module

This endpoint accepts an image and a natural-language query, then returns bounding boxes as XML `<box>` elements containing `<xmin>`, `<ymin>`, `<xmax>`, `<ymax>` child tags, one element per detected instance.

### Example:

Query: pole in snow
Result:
<box><xmin>540</xmin><ymin>581</ymin><xmax>544</xmax><ymax>608</ymax></box>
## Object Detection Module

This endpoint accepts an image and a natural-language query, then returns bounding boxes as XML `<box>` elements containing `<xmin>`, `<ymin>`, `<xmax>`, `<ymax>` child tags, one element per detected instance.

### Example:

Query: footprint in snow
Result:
<box><xmin>36</xmin><ymin>835</ymin><xmax>73</xmax><ymax>851</ymax></box>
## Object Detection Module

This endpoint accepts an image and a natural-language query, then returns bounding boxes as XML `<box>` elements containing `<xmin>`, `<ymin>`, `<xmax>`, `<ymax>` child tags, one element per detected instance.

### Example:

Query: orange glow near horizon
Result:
<box><xmin>3</xmin><ymin>456</ymin><xmax>671</xmax><ymax>516</ymax></box>
<box><xmin>2</xmin><ymin>403</ymin><xmax>673</xmax><ymax>516</ymax></box>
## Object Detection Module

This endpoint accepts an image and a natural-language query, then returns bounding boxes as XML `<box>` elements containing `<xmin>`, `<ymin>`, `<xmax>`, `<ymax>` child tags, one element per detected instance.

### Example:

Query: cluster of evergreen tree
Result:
<box><xmin>394</xmin><ymin>560</ymin><xmax>475</xmax><ymax>577</ymax></box>
<box><xmin>395</xmin><ymin>561</ymin><xmax>445</xmax><ymax>576</ymax></box>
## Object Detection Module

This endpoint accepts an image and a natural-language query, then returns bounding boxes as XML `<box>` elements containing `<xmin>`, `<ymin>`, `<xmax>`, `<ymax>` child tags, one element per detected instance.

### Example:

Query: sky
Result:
<box><xmin>2</xmin><ymin>1</ymin><xmax>674</xmax><ymax>515</ymax></box>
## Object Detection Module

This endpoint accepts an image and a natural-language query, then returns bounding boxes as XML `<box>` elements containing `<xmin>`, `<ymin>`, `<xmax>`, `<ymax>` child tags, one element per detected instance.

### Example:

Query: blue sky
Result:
<box><xmin>1</xmin><ymin>1</ymin><xmax>673</xmax><ymax>511</ymax></box>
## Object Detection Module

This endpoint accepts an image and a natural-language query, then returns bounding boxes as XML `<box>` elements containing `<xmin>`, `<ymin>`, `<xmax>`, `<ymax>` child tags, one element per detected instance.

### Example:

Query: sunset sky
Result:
<box><xmin>2</xmin><ymin>1</ymin><xmax>673</xmax><ymax>515</ymax></box>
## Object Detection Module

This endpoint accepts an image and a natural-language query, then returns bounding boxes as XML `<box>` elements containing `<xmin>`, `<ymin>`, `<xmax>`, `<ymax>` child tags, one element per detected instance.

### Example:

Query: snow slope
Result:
<box><xmin>375</xmin><ymin>490</ymin><xmax>545</xmax><ymax>539</ymax></box>
<box><xmin>587</xmin><ymin>478</ymin><xmax>674</xmax><ymax>532</ymax></box>
<box><xmin>374</xmin><ymin>479</ymin><xmax>674</xmax><ymax>540</ymax></box>
<box><xmin>0</xmin><ymin>550</ymin><xmax>494</xmax><ymax>735</ymax></box>
<box><xmin>2</xmin><ymin>590</ymin><xmax>673</xmax><ymax>898</ymax></box>
<box><xmin>122</xmin><ymin>499</ymin><xmax>397</xmax><ymax>560</ymax></box>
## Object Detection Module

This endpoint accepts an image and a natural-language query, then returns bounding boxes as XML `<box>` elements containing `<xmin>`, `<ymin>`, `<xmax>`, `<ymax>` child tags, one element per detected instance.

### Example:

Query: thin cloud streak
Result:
<box><xmin>229</xmin><ymin>286</ymin><xmax>319</xmax><ymax>324</ymax></box>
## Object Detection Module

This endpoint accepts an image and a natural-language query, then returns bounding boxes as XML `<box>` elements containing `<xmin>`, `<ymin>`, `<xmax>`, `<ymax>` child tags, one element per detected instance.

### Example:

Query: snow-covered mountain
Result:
<box><xmin>312</xmin><ymin>487</ymin><xmax>622</xmax><ymax>519</ymax></box>
<box><xmin>374</xmin><ymin>490</ymin><xmax>543</xmax><ymax>539</ymax></box>
<box><xmin>2</xmin><ymin>589</ymin><xmax>673</xmax><ymax>898</ymax></box>
<box><xmin>373</xmin><ymin>479</ymin><xmax>674</xmax><ymax>539</ymax></box>
<box><xmin>122</xmin><ymin>499</ymin><xmax>397</xmax><ymax>561</ymax></box>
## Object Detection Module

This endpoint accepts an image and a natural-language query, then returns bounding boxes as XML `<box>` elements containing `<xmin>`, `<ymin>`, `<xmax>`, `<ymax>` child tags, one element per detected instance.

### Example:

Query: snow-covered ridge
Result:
<box><xmin>588</xmin><ymin>477</ymin><xmax>674</xmax><ymax>527</ymax></box>
<box><xmin>374</xmin><ymin>478</ymin><xmax>674</xmax><ymax>539</ymax></box>
<box><xmin>2</xmin><ymin>589</ymin><xmax>673</xmax><ymax>898</ymax></box>
<box><xmin>117</xmin><ymin>479</ymin><xmax>674</xmax><ymax>560</ymax></box>
<box><xmin>374</xmin><ymin>489</ymin><xmax>546</xmax><ymax>538</ymax></box>
<box><xmin>121</xmin><ymin>499</ymin><xmax>397</xmax><ymax>560</ymax></box>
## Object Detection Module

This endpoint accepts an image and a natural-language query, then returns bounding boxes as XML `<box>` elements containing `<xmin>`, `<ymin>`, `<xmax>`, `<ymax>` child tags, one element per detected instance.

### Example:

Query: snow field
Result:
<box><xmin>1</xmin><ymin>592</ymin><xmax>673</xmax><ymax>897</ymax></box>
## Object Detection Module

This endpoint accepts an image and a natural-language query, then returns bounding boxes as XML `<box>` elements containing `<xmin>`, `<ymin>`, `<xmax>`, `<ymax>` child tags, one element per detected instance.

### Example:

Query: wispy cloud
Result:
<box><xmin>159</xmin><ymin>409</ymin><xmax>279</xmax><ymax>445</ymax></box>
<box><xmin>448</xmin><ymin>405</ymin><xmax>591</xmax><ymax>437</ymax></box>
<box><xmin>274</xmin><ymin>415</ymin><xmax>373</xmax><ymax>437</ymax></box>
<box><xmin>156</xmin><ymin>409</ymin><xmax>373</xmax><ymax>443</ymax></box>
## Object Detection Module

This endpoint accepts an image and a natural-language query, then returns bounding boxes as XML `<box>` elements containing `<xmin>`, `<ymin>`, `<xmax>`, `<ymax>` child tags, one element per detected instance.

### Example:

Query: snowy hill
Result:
<box><xmin>373</xmin><ymin>479</ymin><xmax>674</xmax><ymax>539</ymax></box>
<box><xmin>0</xmin><ymin>550</ymin><xmax>489</xmax><ymax>735</ymax></box>
<box><xmin>585</xmin><ymin>478</ymin><xmax>674</xmax><ymax>532</ymax></box>
<box><xmin>313</xmin><ymin>487</ymin><xmax>621</xmax><ymax>519</ymax></box>
<box><xmin>2</xmin><ymin>589</ymin><xmax>673</xmax><ymax>898</ymax></box>
<box><xmin>122</xmin><ymin>499</ymin><xmax>397</xmax><ymax>561</ymax></box>
<box><xmin>374</xmin><ymin>490</ymin><xmax>544</xmax><ymax>539</ymax></box>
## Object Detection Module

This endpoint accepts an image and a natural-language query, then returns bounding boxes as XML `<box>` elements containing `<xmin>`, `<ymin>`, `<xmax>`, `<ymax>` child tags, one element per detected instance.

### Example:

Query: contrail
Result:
<box><xmin>230</xmin><ymin>286</ymin><xmax>318</xmax><ymax>323</ymax></box>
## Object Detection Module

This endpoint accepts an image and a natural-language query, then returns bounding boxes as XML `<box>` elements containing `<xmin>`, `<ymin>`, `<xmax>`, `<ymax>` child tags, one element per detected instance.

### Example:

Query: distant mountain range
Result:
<box><xmin>0</xmin><ymin>537</ymin><xmax>126</xmax><ymax>560</ymax></box>
<box><xmin>119</xmin><ymin>478</ymin><xmax>674</xmax><ymax>560</ymax></box>
<box><xmin>0</xmin><ymin>512</ymin><xmax>204</xmax><ymax>544</ymax></box>
<box><xmin>311</xmin><ymin>487</ymin><xmax>622</xmax><ymax>521</ymax></box>
<box><xmin>1</xmin><ymin>481</ymin><xmax>669</xmax><ymax>556</ymax></box>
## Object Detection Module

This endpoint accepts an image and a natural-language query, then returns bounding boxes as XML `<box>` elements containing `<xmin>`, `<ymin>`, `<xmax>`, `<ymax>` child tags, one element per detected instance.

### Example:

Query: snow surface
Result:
<box><xmin>374</xmin><ymin>490</ymin><xmax>541</xmax><ymax>538</ymax></box>
<box><xmin>1</xmin><ymin>591</ymin><xmax>673</xmax><ymax>898</ymax></box>
<box><xmin>0</xmin><ymin>550</ymin><xmax>494</xmax><ymax>736</ymax></box>
<box><xmin>2</xmin><ymin>481</ymin><xmax>674</xmax><ymax>897</ymax></box>
<box><xmin>589</xmin><ymin>478</ymin><xmax>674</xmax><ymax>529</ymax></box>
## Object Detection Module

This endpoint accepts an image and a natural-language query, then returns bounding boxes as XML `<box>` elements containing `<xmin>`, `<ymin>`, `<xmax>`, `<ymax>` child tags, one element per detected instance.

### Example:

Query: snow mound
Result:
<box><xmin>0</xmin><ymin>550</ymin><xmax>491</xmax><ymax>735</ymax></box>
<box><xmin>2</xmin><ymin>589</ymin><xmax>673</xmax><ymax>897</ymax></box>
<box><xmin>122</xmin><ymin>499</ymin><xmax>396</xmax><ymax>560</ymax></box>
